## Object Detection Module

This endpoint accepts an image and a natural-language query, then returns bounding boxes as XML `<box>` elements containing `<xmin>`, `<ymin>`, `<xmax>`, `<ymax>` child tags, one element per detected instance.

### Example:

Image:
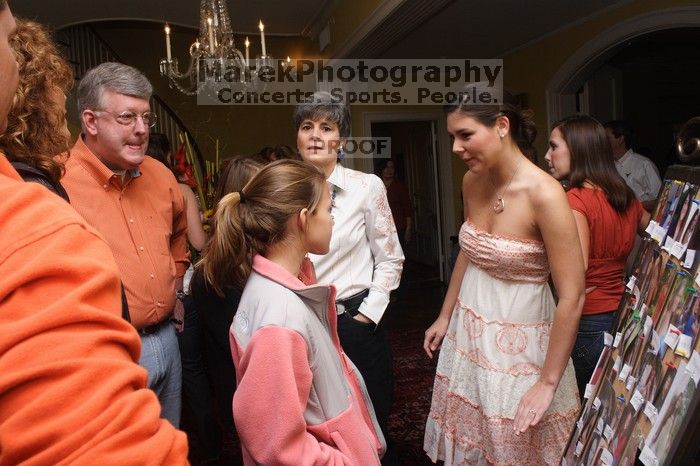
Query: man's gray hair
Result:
<box><xmin>77</xmin><ymin>62</ymin><xmax>153</xmax><ymax>112</ymax></box>
<box><xmin>292</xmin><ymin>91</ymin><xmax>351</xmax><ymax>138</ymax></box>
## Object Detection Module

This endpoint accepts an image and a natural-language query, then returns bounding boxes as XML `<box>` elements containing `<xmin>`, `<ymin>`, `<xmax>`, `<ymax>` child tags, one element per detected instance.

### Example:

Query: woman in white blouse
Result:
<box><xmin>293</xmin><ymin>91</ymin><xmax>404</xmax><ymax>465</ymax></box>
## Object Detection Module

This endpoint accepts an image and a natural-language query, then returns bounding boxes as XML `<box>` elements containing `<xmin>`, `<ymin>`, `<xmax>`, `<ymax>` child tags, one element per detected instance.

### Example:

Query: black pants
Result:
<box><xmin>178</xmin><ymin>295</ymin><xmax>222</xmax><ymax>461</ymax></box>
<box><xmin>337</xmin><ymin>312</ymin><xmax>397</xmax><ymax>465</ymax></box>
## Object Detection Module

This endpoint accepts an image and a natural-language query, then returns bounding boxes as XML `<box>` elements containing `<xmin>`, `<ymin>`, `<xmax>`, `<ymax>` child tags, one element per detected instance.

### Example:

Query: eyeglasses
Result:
<box><xmin>94</xmin><ymin>109</ymin><xmax>158</xmax><ymax>128</ymax></box>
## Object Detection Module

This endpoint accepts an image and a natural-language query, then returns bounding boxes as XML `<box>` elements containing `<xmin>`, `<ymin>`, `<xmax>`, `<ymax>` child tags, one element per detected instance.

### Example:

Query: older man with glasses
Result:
<box><xmin>62</xmin><ymin>62</ymin><xmax>188</xmax><ymax>427</ymax></box>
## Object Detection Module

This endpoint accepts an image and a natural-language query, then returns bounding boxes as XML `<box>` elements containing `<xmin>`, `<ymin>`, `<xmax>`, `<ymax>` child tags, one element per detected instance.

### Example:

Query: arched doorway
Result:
<box><xmin>545</xmin><ymin>6</ymin><xmax>700</xmax><ymax>128</ymax></box>
<box><xmin>545</xmin><ymin>6</ymin><xmax>700</xmax><ymax>172</ymax></box>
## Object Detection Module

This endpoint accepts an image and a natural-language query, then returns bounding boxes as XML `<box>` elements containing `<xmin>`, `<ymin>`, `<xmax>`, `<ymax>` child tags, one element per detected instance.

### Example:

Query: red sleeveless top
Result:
<box><xmin>567</xmin><ymin>187</ymin><xmax>643</xmax><ymax>315</ymax></box>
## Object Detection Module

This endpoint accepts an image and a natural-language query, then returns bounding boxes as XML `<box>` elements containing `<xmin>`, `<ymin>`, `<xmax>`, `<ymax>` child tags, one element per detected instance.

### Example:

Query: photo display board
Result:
<box><xmin>562</xmin><ymin>172</ymin><xmax>700</xmax><ymax>466</ymax></box>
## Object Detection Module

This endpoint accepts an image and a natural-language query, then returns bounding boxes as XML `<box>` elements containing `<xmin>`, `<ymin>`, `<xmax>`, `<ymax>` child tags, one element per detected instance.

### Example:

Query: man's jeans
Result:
<box><xmin>139</xmin><ymin>322</ymin><xmax>182</xmax><ymax>427</ymax></box>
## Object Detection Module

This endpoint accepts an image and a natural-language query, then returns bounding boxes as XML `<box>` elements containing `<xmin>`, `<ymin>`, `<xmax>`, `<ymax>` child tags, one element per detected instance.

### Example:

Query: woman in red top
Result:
<box><xmin>545</xmin><ymin>115</ymin><xmax>650</xmax><ymax>398</ymax></box>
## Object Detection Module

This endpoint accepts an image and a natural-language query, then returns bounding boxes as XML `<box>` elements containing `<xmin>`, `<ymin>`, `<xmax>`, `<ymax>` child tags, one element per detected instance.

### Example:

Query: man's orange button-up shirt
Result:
<box><xmin>62</xmin><ymin>137</ymin><xmax>188</xmax><ymax>330</ymax></box>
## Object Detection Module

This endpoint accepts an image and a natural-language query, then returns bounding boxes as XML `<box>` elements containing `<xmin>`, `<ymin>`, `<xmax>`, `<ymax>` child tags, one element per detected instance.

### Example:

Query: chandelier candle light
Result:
<box><xmin>259</xmin><ymin>20</ymin><xmax>266</xmax><ymax>57</ymax></box>
<box><xmin>160</xmin><ymin>0</ymin><xmax>275</xmax><ymax>96</ymax></box>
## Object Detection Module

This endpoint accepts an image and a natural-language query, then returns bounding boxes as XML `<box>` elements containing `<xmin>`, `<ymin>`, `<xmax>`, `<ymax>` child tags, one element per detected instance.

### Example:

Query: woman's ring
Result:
<box><xmin>528</xmin><ymin>409</ymin><xmax>537</xmax><ymax>416</ymax></box>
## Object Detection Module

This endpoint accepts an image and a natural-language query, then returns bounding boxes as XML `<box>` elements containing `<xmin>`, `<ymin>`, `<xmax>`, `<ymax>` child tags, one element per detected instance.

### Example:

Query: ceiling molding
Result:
<box><xmin>344</xmin><ymin>0</ymin><xmax>454</xmax><ymax>58</ymax></box>
<box><xmin>301</xmin><ymin>0</ymin><xmax>340</xmax><ymax>38</ymax></box>
<box><xmin>330</xmin><ymin>0</ymin><xmax>410</xmax><ymax>58</ymax></box>
<box><xmin>11</xmin><ymin>0</ymin><xmax>326</xmax><ymax>35</ymax></box>
<box><xmin>500</xmin><ymin>0</ymin><xmax>635</xmax><ymax>57</ymax></box>
<box><xmin>53</xmin><ymin>18</ymin><xmax>302</xmax><ymax>38</ymax></box>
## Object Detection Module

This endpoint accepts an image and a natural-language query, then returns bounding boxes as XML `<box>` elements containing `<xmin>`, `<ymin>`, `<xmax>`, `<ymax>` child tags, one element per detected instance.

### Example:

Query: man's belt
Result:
<box><xmin>138</xmin><ymin>318</ymin><xmax>170</xmax><ymax>335</ymax></box>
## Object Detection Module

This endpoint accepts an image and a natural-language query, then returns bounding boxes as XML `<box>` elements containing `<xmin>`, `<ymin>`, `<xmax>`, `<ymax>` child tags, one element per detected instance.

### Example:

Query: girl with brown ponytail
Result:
<box><xmin>200</xmin><ymin>159</ymin><xmax>385</xmax><ymax>465</ymax></box>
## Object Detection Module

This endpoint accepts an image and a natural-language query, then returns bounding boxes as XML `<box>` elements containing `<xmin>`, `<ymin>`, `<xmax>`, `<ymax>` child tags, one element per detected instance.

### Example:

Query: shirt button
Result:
<box><xmin>129</xmin><ymin>219</ymin><xmax>134</xmax><ymax>223</ymax></box>
<box><xmin>102</xmin><ymin>184</ymin><xmax>108</xmax><ymax>189</ymax></box>
<box><xmin>139</xmin><ymin>246</ymin><xmax>145</xmax><ymax>251</ymax></box>
<box><xmin>150</xmin><ymin>273</ymin><xmax>155</xmax><ymax>279</ymax></box>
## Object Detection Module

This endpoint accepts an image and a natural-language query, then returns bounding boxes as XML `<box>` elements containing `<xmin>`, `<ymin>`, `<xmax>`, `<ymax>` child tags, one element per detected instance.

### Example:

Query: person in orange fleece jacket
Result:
<box><xmin>0</xmin><ymin>2</ymin><xmax>187</xmax><ymax>463</ymax></box>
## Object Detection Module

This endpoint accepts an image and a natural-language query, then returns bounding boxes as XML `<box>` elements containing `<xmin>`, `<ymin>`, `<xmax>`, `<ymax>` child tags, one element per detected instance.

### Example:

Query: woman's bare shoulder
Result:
<box><xmin>523</xmin><ymin>162</ymin><xmax>567</xmax><ymax>207</ymax></box>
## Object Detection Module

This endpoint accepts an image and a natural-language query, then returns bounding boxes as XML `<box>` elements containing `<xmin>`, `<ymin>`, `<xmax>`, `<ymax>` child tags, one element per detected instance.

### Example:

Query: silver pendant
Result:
<box><xmin>493</xmin><ymin>197</ymin><xmax>505</xmax><ymax>213</ymax></box>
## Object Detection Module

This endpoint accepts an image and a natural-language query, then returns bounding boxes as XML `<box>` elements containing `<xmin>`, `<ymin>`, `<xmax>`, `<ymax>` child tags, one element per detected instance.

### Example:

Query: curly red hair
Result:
<box><xmin>0</xmin><ymin>18</ymin><xmax>74</xmax><ymax>184</ymax></box>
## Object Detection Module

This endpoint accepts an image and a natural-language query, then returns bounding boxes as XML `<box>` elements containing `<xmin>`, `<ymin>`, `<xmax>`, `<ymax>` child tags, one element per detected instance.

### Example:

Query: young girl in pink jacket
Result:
<box><xmin>201</xmin><ymin>159</ymin><xmax>385</xmax><ymax>465</ymax></box>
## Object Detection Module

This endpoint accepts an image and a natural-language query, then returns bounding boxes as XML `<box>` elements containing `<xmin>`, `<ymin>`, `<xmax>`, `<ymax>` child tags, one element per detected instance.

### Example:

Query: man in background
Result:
<box><xmin>605</xmin><ymin>120</ymin><xmax>662</xmax><ymax>211</ymax></box>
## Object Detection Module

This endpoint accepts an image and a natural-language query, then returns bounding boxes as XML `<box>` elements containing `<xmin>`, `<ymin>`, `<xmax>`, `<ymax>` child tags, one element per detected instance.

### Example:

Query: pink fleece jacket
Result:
<box><xmin>230</xmin><ymin>255</ymin><xmax>385</xmax><ymax>465</ymax></box>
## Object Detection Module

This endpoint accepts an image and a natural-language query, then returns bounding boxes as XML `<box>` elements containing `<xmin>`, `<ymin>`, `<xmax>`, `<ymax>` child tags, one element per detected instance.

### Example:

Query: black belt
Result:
<box><xmin>336</xmin><ymin>289</ymin><xmax>369</xmax><ymax>317</ymax></box>
<box><xmin>138</xmin><ymin>318</ymin><xmax>169</xmax><ymax>335</ymax></box>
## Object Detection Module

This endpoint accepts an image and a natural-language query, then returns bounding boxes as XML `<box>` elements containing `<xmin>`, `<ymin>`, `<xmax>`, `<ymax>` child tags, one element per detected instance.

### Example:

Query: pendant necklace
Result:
<box><xmin>490</xmin><ymin>157</ymin><xmax>522</xmax><ymax>214</ymax></box>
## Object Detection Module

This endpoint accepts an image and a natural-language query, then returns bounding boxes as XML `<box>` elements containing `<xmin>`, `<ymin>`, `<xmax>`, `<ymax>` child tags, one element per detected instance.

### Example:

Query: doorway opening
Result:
<box><xmin>371</xmin><ymin>120</ymin><xmax>442</xmax><ymax>284</ymax></box>
<box><xmin>573</xmin><ymin>27</ymin><xmax>700</xmax><ymax>175</ymax></box>
<box><xmin>546</xmin><ymin>7</ymin><xmax>700</xmax><ymax>173</ymax></box>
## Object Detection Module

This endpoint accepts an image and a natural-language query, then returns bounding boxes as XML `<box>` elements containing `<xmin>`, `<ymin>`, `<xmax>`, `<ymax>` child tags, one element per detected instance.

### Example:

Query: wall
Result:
<box><xmin>502</xmin><ymin>0</ymin><xmax>697</xmax><ymax>158</ymax></box>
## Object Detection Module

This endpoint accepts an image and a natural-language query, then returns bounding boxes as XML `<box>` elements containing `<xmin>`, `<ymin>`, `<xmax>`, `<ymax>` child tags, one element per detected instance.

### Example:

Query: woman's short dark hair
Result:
<box><xmin>603</xmin><ymin>120</ymin><xmax>634</xmax><ymax>150</ymax></box>
<box><xmin>444</xmin><ymin>86</ymin><xmax>537</xmax><ymax>154</ymax></box>
<box><xmin>378</xmin><ymin>158</ymin><xmax>393</xmax><ymax>172</ymax></box>
<box><xmin>292</xmin><ymin>91</ymin><xmax>351</xmax><ymax>138</ymax></box>
<box><xmin>554</xmin><ymin>115</ymin><xmax>635</xmax><ymax>212</ymax></box>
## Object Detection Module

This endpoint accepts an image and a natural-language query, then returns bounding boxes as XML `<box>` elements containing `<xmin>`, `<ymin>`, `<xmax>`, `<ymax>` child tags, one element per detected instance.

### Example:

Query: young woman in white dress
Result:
<box><xmin>423</xmin><ymin>95</ymin><xmax>585</xmax><ymax>465</ymax></box>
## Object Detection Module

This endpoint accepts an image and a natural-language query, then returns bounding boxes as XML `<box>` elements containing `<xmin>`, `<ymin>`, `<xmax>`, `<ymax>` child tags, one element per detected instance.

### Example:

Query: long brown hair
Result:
<box><xmin>201</xmin><ymin>159</ymin><xmax>325</xmax><ymax>295</ymax></box>
<box><xmin>553</xmin><ymin>115</ymin><xmax>635</xmax><ymax>212</ymax></box>
<box><xmin>0</xmin><ymin>19</ymin><xmax>74</xmax><ymax>183</ymax></box>
<box><xmin>214</xmin><ymin>156</ymin><xmax>263</xmax><ymax>206</ymax></box>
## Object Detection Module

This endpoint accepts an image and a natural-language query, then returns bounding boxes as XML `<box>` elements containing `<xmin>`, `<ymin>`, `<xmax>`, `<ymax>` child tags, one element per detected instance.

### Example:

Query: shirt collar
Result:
<box><xmin>327</xmin><ymin>163</ymin><xmax>348</xmax><ymax>191</ymax></box>
<box><xmin>617</xmin><ymin>149</ymin><xmax>634</xmax><ymax>165</ymax></box>
<box><xmin>73</xmin><ymin>136</ymin><xmax>142</xmax><ymax>187</ymax></box>
<box><xmin>251</xmin><ymin>254</ymin><xmax>329</xmax><ymax>297</ymax></box>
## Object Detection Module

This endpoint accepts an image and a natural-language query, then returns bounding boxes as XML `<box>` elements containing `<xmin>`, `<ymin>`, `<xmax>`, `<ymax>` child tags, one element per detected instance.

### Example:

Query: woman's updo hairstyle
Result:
<box><xmin>444</xmin><ymin>85</ymin><xmax>537</xmax><ymax>154</ymax></box>
<box><xmin>201</xmin><ymin>159</ymin><xmax>326</xmax><ymax>294</ymax></box>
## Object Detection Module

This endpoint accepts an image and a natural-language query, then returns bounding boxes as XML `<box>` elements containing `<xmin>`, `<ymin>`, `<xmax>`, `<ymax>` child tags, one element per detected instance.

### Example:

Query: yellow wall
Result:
<box><xmin>502</xmin><ymin>0</ymin><xmax>698</xmax><ymax>158</ymax></box>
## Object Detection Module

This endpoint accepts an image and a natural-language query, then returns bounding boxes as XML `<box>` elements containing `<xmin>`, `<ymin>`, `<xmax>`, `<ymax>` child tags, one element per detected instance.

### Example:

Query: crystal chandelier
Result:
<box><xmin>159</xmin><ymin>0</ymin><xmax>274</xmax><ymax>96</ymax></box>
